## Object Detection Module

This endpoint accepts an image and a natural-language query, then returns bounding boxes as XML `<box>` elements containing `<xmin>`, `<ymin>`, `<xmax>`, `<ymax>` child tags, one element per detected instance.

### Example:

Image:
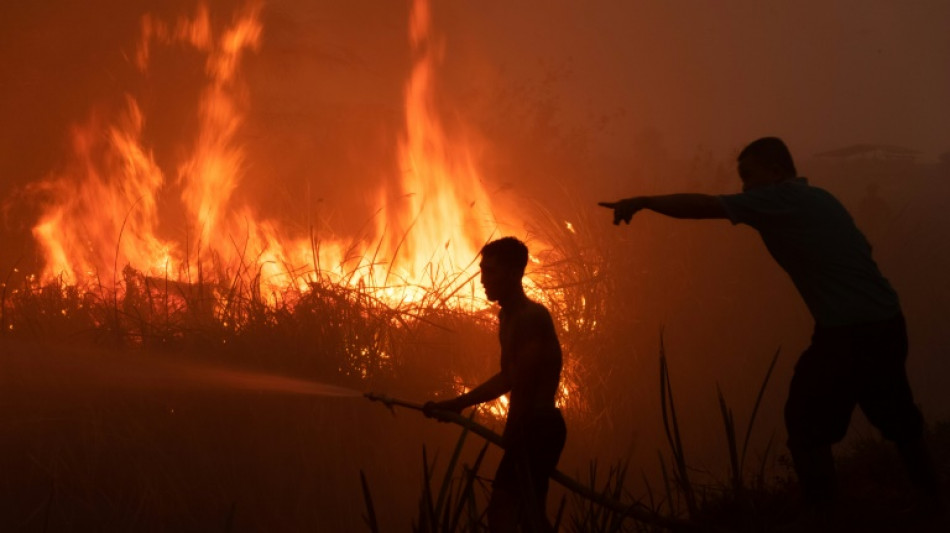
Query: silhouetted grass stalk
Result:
<box><xmin>715</xmin><ymin>348</ymin><xmax>781</xmax><ymax>494</ymax></box>
<box><xmin>658</xmin><ymin>334</ymin><xmax>698</xmax><ymax>519</ymax></box>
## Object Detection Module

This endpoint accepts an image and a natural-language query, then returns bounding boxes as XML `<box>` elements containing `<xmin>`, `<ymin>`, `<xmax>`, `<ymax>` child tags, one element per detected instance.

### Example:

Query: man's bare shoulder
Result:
<box><xmin>509</xmin><ymin>299</ymin><xmax>555</xmax><ymax>328</ymax></box>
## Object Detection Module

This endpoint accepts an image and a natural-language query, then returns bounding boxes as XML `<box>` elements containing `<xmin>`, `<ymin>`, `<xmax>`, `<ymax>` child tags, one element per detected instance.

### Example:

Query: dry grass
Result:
<box><xmin>2</xmin><ymin>195</ymin><xmax>948</xmax><ymax>531</ymax></box>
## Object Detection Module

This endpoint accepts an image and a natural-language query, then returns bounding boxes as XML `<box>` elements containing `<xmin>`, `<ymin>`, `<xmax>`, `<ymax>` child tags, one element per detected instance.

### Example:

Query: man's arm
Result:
<box><xmin>426</xmin><ymin>372</ymin><xmax>510</xmax><ymax>415</ymax></box>
<box><xmin>598</xmin><ymin>194</ymin><xmax>727</xmax><ymax>224</ymax></box>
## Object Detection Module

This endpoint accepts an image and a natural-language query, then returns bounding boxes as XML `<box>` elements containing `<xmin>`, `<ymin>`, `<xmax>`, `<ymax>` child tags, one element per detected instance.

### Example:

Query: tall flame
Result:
<box><xmin>29</xmin><ymin>0</ymin><xmax>502</xmax><ymax>308</ymax></box>
<box><xmin>379</xmin><ymin>0</ymin><xmax>496</xmax><ymax>302</ymax></box>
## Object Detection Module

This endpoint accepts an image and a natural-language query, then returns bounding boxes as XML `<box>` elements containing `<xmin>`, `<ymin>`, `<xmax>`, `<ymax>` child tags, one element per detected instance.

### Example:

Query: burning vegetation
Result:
<box><xmin>2</xmin><ymin>0</ymin><xmax>609</xmax><ymax>418</ymax></box>
<box><xmin>2</xmin><ymin>1</ymin><xmax>949</xmax><ymax>531</ymax></box>
<box><xmin>27</xmin><ymin>1</ymin><xmax>495</xmax><ymax>306</ymax></box>
<box><xmin>0</xmin><ymin>2</ymin><xmax>623</xmax><ymax>527</ymax></box>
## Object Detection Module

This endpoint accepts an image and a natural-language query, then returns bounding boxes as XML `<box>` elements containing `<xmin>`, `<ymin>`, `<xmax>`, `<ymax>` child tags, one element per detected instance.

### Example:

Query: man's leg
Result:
<box><xmin>490</xmin><ymin>452</ymin><xmax>552</xmax><ymax>532</ymax></box>
<box><xmin>784</xmin><ymin>331</ymin><xmax>856</xmax><ymax>508</ymax></box>
<box><xmin>522</xmin><ymin>411</ymin><xmax>567</xmax><ymax>533</ymax></box>
<box><xmin>494</xmin><ymin>447</ymin><xmax>561</xmax><ymax>532</ymax></box>
<box><xmin>488</xmin><ymin>453</ymin><xmax>521</xmax><ymax>533</ymax></box>
<box><xmin>895</xmin><ymin>437</ymin><xmax>940</xmax><ymax>505</ymax></box>
<box><xmin>487</xmin><ymin>487</ymin><xmax>519</xmax><ymax>533</ymax></box>
<box><xmin>518</xmin><ymin>459</ymin><xmax>552</xmax><ymax>533</ymax></box>
<box><xmin>855</xmin><ymin>316</ymin><xmax>940</xmax><ymax>507</ymax></box>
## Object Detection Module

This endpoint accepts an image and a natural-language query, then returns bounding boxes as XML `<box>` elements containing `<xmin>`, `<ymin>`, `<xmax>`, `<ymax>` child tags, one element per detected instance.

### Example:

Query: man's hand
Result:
<box><xmin>598</xmin><ymin>197</ymin><xmax>646</xmax><ymax>225</ymax></box>
<box><xmin>423</xmin><ymin>399</ymin><xmax>463</xmax><ymax>422</ymax></box>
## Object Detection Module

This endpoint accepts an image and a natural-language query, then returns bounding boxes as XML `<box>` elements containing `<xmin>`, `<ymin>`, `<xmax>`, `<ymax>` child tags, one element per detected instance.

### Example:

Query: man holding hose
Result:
<box><xmin>599</xmin><ymin>137</ymin><xmax>939</xmax><ymax>517</ymax></box>
<box><xmin>424</xmin><ymin>237</ymin><xmax>566</xmax><ymax>532</ymax></box>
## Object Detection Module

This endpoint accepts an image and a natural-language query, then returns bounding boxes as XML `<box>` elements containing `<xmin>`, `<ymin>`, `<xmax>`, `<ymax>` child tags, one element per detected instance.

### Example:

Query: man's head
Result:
<box><xmin>479</xmin><ymin>237</ymin><xmax>528</xmax><ymax>303</ymax></box>
<box><xmin>737</xmin><ymin>137</ymin><xmax>797</xmax><ymax>191</ymax></box>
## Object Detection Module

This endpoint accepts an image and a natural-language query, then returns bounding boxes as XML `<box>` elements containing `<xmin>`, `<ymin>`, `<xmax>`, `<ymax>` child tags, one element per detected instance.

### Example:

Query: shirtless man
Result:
<box><xmin>425</xmin><ymin>237</ymin><xmax>565</xmax><ymax>532</ymax></box>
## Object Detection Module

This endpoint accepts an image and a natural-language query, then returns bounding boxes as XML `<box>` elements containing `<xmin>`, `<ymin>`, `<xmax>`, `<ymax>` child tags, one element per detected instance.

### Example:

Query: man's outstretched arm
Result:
<box><xmin>598</xmin><ymin>194</ymin><xmax>727</xmax><ymax>224</ymax></box>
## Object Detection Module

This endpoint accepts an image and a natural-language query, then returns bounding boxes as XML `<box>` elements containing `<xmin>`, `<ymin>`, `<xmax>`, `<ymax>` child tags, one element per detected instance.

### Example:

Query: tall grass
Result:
<box><xmin>4</xmin><ymin>198</ymin><xmax>946</xmax><ymax>531</ymax></box>
<box><xmin>0</xmin><ymin>199</ymin><xmax>755</xmax><ymax>531</ymax></box>
<box><xmin>359</xmin><ymin>341</ymin><xmax>792</xmax><ymax>532</ymax></box>
<box><xmin>658</xmin><ymin>335</ymin><xmax>697</xmax><ymax>519</ymax></box>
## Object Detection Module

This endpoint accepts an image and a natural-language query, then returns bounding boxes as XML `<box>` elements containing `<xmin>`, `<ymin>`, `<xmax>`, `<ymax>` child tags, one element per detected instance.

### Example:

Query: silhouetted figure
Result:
<box><xmin>425</xmin><ymin>237</ymin><xmax>566</xmax><ymax>532</ymax></box>
<box><xmin>600</xmin><ymin>137</ymin><xmax>939</xmax><ymax>517</ymax></box>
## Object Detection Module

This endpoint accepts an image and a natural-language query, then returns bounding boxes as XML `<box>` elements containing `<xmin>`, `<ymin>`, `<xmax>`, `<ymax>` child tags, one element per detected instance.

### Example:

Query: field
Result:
<box><xmin>2</xmin><ymin>159</ymin><xmax>949</xmax><ymax>531</ymax></box>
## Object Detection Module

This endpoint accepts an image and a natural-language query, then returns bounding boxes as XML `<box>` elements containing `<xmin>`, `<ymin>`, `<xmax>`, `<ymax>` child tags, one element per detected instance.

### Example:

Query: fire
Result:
<box><xmin>17</xmin><ymin>1</ymin><xmax>583</xmax><ymax>416</ymax></box>
<box><xmin>380</xmin><ymin>0</ymin><xmax>496</xmax><ymax>304</ymax></box>
<box><xmin>28</xmin><ymin>0</ymin><xmax>498</xmax><ymax>309</ymax></box>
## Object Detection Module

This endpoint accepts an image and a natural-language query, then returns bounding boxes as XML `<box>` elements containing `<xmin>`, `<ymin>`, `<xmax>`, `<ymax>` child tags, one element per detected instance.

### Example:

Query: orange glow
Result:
<box><xmin>372</xmin><ymin>0</ymin><xmax>497</xmax><ymax>306</ymax></box>
<box><xmin>454</xmin><ymin>381</ymin><xmax>510</xmax><ymax>420</ymax></box>
<box><xmin>22</xmin><ymin>1</ymin><xmax>580</xmax><ymax>412</ymax></box>
<box><xmin>454</xmin><ymin>382</ymin><xmax>573</xmax><ymax>421</ymax></box>
<box><xmin>29</xmin><ymin>0</ymin><xmax>497</xmax><ymax>309</ymax></box>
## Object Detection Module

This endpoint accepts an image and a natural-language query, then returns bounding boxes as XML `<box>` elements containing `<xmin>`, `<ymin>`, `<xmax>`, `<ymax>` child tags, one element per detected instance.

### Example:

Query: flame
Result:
<box><xmin>375</xmin><ymin>0</ymin><xmax>495</xmax><ymax>304</ymax></box>
<box><xmin>29</xmin><ymin>0</ymin><xmax>498</xmax><ymax>308</ymax></box>
<box><xmin>31</xmin><ymin>98</ymin><xmax>171</xmax><ymax>284</ymax></box>
<box><xmin>20</xmin><ymin>1</ymin><xmax>584</xmax><ymax>413</ymax></box>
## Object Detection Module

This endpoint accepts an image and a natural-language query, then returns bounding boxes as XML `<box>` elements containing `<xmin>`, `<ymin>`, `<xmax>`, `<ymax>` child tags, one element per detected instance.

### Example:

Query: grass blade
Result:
<box><xmin>359</xmin><ymin>470</ymin><xmax>379</xmax><ymax>533</ymax></box>
<box><xmin>739</xmin><ymin>348</ymin><xmax>780</xmax><ymax>474</ymax></box>
<box><xmin>717</xmin><ymin>384</ymin><xmax>741</xmax><ymax>492</ymax></box>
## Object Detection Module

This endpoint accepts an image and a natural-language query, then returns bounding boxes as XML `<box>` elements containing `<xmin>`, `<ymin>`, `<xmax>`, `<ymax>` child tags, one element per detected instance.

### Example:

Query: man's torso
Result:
<box><xmin>719</xmin><ymin>178</ymin><xmax>900</xmax><ymax>327</ymax></box>
<box><xmin>498</xmin><ymin>299</ymin><xmax>562</xmax><ymax>423</ymax></box>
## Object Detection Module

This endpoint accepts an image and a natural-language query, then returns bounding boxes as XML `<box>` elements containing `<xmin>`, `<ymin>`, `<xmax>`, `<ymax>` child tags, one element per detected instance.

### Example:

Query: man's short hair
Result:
<box><xmin>738</xmin><ymin>137</ymin><xmax>797</xmax><ymax>178</ymax></box>
<box><xmin>481</xmin><ymin>237</ymin><xmax>529</xmax><ymax>274</ymax></box>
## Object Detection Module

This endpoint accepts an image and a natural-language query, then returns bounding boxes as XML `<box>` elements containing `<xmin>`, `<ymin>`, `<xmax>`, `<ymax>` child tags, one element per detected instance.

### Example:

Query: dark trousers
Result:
<box><xmin>490</xmin><ymin>409</ymin><xmax>567</xmax><ymax>532</ymax></box>
<box><xmin>784</xmin><ymin>313</ymin><xmax>937</xmax><ymax>505</ymax></box>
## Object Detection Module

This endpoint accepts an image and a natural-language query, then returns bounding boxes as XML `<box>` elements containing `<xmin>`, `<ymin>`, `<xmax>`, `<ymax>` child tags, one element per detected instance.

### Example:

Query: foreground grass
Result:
<box><xmin>2</xmin><ymin>327</ymin><xmax>947</xmax><ymax>531</ymax></box>
<box><xmin>386</xmin><ymin>419</ymin><xmax>949</xmax><ymax>532</ymax></box>
<box><xmin>360</xmin><ymin>347</ymin><xmax>948</xmax><ymax>533</ymax></box>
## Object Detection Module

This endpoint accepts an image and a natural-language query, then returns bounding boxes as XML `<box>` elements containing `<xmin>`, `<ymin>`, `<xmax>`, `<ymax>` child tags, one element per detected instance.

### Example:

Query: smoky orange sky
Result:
<box><xmin>1</xmin><ymin>0</ymin><xmax>950</xmax><ymax>307</ymax></box>
<box><xmin>3</xmin><ymin>0</ymin><xmax>948</xmax><ymax>193</ymax></box>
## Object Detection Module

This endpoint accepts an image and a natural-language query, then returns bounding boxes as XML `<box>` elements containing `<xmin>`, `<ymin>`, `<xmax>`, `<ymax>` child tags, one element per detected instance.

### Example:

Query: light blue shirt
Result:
<box><xmin>719</xmin><ymin>178</ymin><xmax>900</xmax><ymax>327</ymax></box>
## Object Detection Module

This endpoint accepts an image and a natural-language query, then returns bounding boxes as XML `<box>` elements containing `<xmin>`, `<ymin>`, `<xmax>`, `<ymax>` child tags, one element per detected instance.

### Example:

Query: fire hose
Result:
<box><xmin>364</xmin><ymin>392</ymin><xmax>702</xmax><ymax>532</ymax></box>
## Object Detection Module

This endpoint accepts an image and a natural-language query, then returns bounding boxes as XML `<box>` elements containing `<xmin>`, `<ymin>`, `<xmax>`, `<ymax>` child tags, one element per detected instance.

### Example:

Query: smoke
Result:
<box><xmin>1</xmin><ymin>0</ymin><xmax>949</xmax><ymax>449</ymax></box>
<box><xmin>3</xmin><ymin>1</ymin><xmax>948</xmax><ymax>225</ymax></box>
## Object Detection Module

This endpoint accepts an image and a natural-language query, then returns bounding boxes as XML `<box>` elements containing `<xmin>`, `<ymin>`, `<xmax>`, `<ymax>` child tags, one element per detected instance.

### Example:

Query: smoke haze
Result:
<box><xmin>4</xmin><ymin>1</ymin><xmax>948</xmax><ymax>191</ymax></box>
<box><xmin>2</xmin><ymin>2</ymin><xmax>950</xmax><ymax>529</ymax></box>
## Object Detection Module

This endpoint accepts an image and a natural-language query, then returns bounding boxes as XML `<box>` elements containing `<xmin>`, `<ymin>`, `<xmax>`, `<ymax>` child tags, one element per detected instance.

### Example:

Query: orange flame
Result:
<box><xmin>30</xmin><ymin>0</ymin><xmax>501</xmax><ymax>308</ymax></box>
<box><xmin>378</xmin><ymin>0</ymin><xmax>496</xmax><ymax>303</ymax></box>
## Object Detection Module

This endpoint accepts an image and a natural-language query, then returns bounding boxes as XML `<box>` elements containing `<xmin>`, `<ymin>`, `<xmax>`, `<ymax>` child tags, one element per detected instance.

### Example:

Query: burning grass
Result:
<box><xmin>3</xmin><ymin>0</ymin><xmax>949</xmax><ymax>529</ymax></box>
<box><xmin>2</xmin><ymin>254</ymin><xmax>948</xmax><ymax>531</ymax></box>
<box><xmin>0</xmin><ymin>188</ymin><xmax>608</xmax><ymax>408</ymax></box>
<box><xmin>0</xmin><ymin>212</ymin><xmax>613</xmax><ymax>531</ymax></box>
<box><xmin>4</xmin><ymin>194</ymin><xmax>947</xmax><ymax>532</ymax></box>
